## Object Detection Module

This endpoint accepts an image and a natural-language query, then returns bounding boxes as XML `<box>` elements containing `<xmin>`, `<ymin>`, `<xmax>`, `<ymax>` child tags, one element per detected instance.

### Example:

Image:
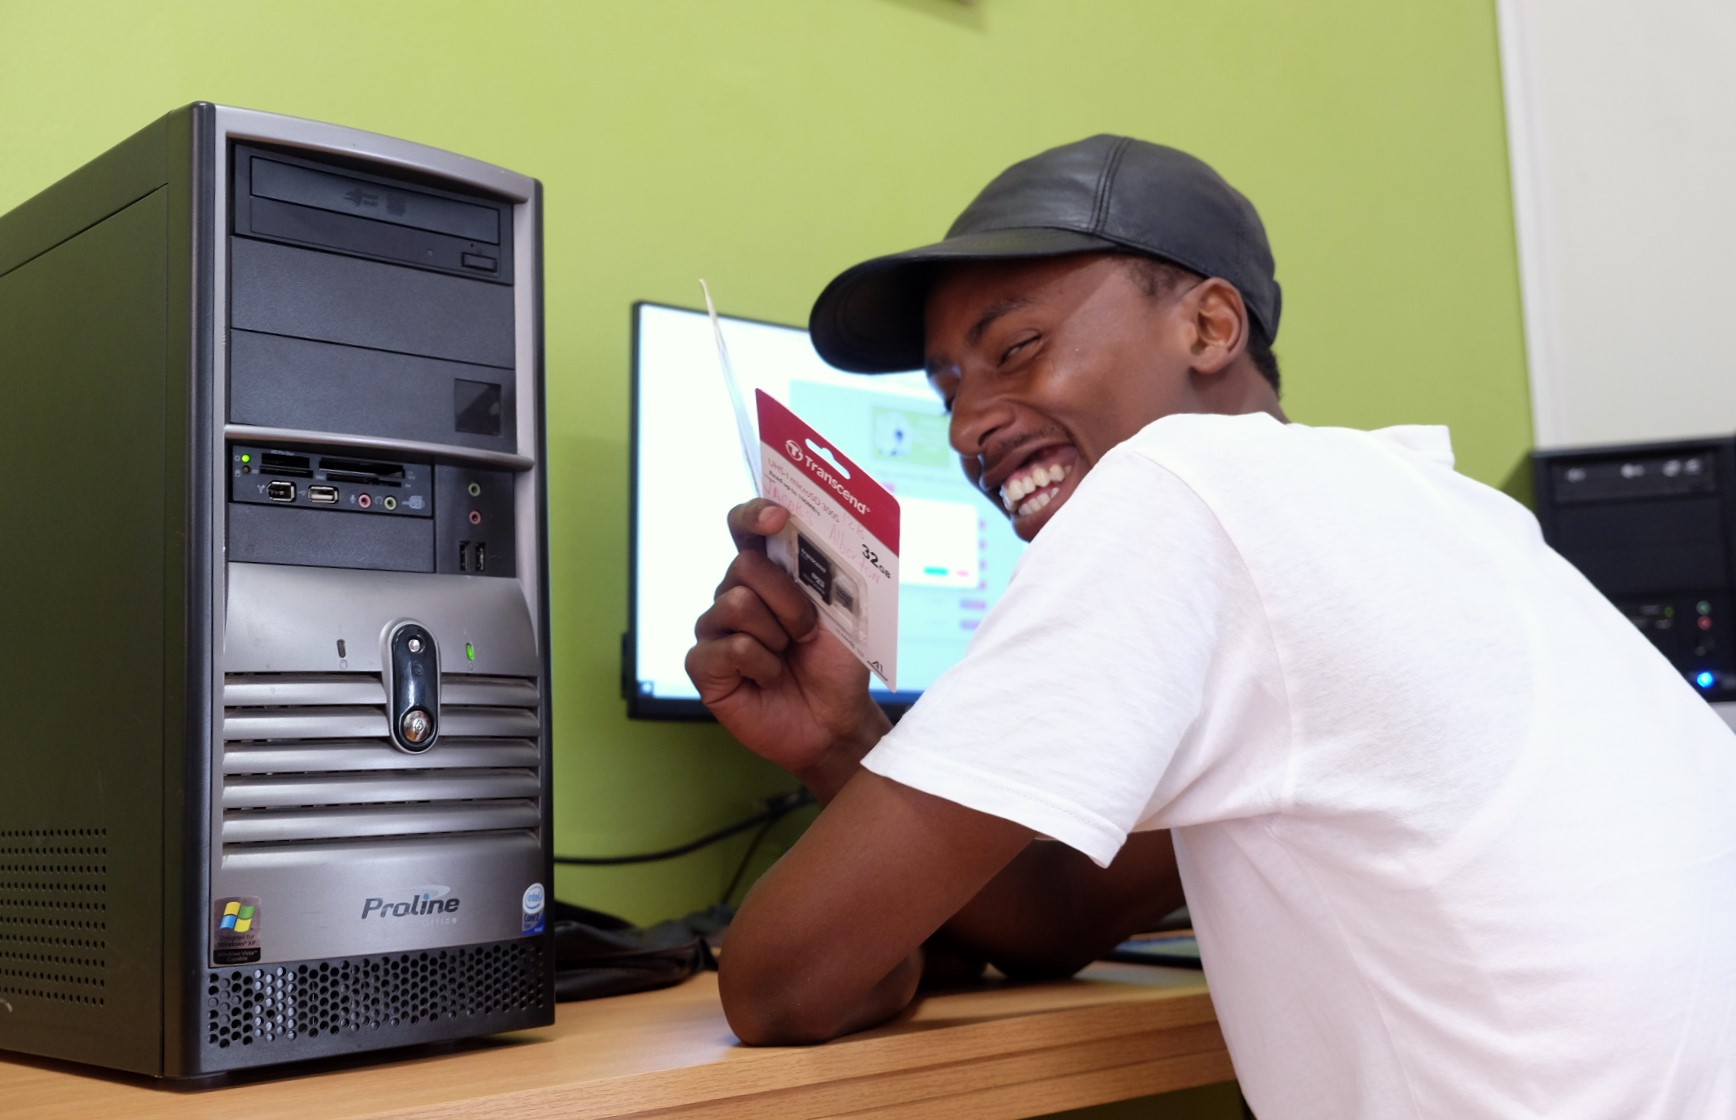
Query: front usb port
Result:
<box><xmin>458</xmin><ymin>541</ymin><xmax>472</xmax><ymax>572</ymax></box>
<box><xmin>308</xmin><ymin>485</ymin><xmax>338</xmax><ymax>504</ymax></box>
<box><xmin>267</xmin><ymin>481</ymin><xmax>296</xmax><ymax>503</ymax></box>
<box><xmin>475</xmin><ymin>541</ymin><xmax>487</xmax><ymax>573</ymax></box>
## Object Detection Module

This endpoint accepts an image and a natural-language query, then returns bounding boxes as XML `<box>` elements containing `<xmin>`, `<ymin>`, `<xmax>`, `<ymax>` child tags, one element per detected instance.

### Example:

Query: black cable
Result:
<box><xmin>552</xmin><ymin>788</ymin><xmax>815</xmax><ymax>867</ymax></box>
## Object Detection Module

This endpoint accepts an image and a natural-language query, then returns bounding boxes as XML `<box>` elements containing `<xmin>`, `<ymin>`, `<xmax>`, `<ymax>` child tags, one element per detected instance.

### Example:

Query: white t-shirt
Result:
<box><xmin>863</xmin><ymin>413</ymin><xmax>1736</xmax><ymax>1120</ymax></box>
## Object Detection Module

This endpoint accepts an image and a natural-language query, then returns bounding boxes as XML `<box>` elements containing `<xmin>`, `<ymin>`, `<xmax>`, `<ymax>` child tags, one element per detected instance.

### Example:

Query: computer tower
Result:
<box><xmin>0</xmin><ymin>104</ymin><xmax>554</xmax><ymax>1077</ymax></box>
<box><xmin>1533</xmin><ymin>435</ymin><xmax>1736</xmax><ymax>702</ymax></box>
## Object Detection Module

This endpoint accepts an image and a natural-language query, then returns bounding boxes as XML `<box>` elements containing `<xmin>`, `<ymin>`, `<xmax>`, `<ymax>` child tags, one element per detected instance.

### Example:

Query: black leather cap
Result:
<box><xmin>809</xmin><ymin>135</ymin><xmax>1281</xmax><ymax>373</ymax></box>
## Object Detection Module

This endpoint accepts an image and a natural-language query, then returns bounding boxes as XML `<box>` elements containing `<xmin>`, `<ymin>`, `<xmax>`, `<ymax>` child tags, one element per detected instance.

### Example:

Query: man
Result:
<box><xmin>685</xmin><ymin>136</ymin><xmax>1736</xmax><ymax>1118</ymax></box>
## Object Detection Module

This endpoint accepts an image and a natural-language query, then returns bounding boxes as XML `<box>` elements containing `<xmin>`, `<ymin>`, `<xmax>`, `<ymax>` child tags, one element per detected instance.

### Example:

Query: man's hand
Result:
<box><xmin>686</xmin><ymin>500</ymin><xmax>890</xmax><ymax>791</ymax></box>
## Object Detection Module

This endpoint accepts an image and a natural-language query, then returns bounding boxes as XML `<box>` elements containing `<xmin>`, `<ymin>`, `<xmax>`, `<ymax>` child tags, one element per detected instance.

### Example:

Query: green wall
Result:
<box><xmin>0</xmin><ymin>0</ymin><xmax>1528</xmax><ymax>925</ymax></box>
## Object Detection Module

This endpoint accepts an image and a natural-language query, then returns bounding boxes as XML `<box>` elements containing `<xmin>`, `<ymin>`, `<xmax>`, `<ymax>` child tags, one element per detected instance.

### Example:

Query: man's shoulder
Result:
<box><xmin>1118</xmin><ymin>412</ymin><xmax>1455</xmax><ymax>479</ymax></box>
<box><xmin>1095</xmin><ymin>413</ymin><xmax>1481</xmax><ymax>550</ymax></box>
<box><xmin>1109</xmin><ymin>413</ymin><xmax>1299</xmax><ymax>492</ymax></box>
<box><xmin>1122</xmin><ymin>409</ymin><xmax>1324</xmax><ymax>458</ymax></box>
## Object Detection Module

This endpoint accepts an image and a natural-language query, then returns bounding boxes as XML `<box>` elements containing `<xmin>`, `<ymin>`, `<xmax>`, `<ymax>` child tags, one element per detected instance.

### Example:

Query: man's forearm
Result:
<box><xmin>719</xmin><ymin>773</ymin><xmax>1032</xmax><ymax>1047</ymax></box>
<box><xmin>790</xmin><ymin>717</ymin><xmax>1181</xmax><ymax>987</ymax></box>
<box><xmin>939</xmin><ymin>830</ymin><xmax>1184</xmax><ymax>978</ymax></box>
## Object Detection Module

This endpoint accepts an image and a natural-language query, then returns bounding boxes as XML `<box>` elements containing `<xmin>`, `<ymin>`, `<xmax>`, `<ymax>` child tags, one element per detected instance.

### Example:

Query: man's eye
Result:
<box><xmin>1000</xmin><ymin>335</ymin><xmax>1038</xmax><ymax>364</ymax></box>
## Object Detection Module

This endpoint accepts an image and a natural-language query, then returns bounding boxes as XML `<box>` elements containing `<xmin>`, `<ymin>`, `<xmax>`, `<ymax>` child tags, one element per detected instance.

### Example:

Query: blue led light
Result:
<box><xmin>1696</xmin><ymin>671</ymin><xmax>1716</xmax><ymax>689</ymax></box>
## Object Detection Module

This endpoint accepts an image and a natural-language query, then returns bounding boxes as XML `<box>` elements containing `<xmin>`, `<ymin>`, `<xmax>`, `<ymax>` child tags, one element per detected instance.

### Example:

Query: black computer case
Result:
<box><xmin>1533</xmin><ymin>435</ymin><xmax>1736</xmax><ymax>702</ymax></box>
<box><xmin>0</xmin><ymin>103</ymin><xmax>554</xmax><ymax>1077</ymax></box>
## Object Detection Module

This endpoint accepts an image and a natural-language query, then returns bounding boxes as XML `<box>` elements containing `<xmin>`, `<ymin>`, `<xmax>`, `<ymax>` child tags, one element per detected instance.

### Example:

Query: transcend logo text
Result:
<box><xmin>783</xmin><ymin>442</ymin><xmax>870</xmax><ymax>515</ymax></box>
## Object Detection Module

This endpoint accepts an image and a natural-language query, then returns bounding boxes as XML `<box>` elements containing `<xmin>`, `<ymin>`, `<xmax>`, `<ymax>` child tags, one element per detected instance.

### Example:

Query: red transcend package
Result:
<box><xmin>756</xmin><ymin>389</ymin><xmax>900</xmax><ymax>689</ymax></box>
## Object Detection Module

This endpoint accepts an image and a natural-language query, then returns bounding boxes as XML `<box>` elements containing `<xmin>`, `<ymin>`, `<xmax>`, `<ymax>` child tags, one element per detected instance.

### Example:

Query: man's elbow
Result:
<box><xmin>722</xmin><ymin>996</ymin><xmax>844</xmax><ymax>1047</ymax></box>
<box><xmin>719</xmin><ymin>960</ymin><xmax>852</xmax><ymax>1046</ymax></box>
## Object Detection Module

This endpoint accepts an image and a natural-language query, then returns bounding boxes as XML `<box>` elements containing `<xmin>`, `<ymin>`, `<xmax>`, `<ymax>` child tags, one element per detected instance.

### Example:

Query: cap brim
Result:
<box><xmin>808</xmin><ymin>227</ymin><xmax>1121</xmax><ymax>374</ymax></box>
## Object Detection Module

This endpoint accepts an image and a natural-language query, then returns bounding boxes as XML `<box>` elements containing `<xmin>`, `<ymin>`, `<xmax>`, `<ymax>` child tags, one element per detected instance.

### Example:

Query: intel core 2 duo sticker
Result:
<box><xmin>212</xmin><ymin>896</ymin><xmax>262</xmax><ymax>965</ymax></box>
<box><xmin>521</xmin><ymin>882</ymin><xmax>546</xmax><ymax>936</ymax></box>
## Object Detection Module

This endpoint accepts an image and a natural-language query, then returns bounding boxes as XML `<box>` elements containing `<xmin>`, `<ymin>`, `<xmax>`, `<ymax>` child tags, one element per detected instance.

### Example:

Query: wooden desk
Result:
<box><xmin>1</xmin><ymin>963</ymin><xmax>1230</xmax><ymax>1119</ymax></box>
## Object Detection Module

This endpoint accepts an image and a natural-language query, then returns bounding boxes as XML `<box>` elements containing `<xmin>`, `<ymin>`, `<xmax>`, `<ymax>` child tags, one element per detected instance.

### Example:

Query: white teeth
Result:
<box><xmin>1016</xmin><ymin>490</ymin><xmax>1055</xmax><ymax>518</ymax></box>
<box><xmin>1001</xmin><ymin>462</ymin><xmax>1070</xmax><ymax>516</ymax></box>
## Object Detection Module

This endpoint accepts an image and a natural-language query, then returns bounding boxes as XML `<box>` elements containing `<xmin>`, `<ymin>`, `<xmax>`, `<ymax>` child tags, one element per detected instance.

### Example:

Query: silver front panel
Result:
<box><xmin>217</xmin><ymin>565</ymin><xmax>545</xmax><ymax>962</ymax></box>
<box><xmin>204</xmin><ymin>107</ymin><xmax>547</xmax><ymax>972</ymax></box>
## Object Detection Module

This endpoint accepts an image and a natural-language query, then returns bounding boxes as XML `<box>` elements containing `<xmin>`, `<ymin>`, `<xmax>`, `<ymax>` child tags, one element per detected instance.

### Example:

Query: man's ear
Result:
<box><xmin>1182</xmin><ymin>278</ymin><xmax>1249</xmax><ymax>377</ymax></box>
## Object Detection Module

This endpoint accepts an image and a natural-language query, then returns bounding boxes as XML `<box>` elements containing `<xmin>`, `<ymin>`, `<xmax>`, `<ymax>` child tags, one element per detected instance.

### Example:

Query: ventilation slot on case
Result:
<box><xmin>219</xmin><ymin>673</ymin><xmax>541</xmax><ymax>855</ymax></box>
<box><xmin>0</xmin><ymin>829</ymin><xmax>109</xmax><ymax>1007</ymax></box>
<box><xmin>205</xmin><ymin>939</ymin><xmax>545</xmax><ymax>1052</ymax></box>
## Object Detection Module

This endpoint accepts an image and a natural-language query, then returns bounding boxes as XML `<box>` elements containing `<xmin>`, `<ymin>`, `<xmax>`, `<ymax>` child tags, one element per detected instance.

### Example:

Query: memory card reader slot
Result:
<box><xmin>258</xmin><ymin>451</ymin><xmax>313</xmax><ymax>478</ymax></box>
<box><xmin>320</xmin><ymin>456</ymin><xmax>406</xmax><ymax>487</ymax></box>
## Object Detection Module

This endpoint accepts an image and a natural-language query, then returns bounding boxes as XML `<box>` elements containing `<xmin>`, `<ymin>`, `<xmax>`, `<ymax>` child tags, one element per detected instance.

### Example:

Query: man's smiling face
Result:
<box><xmin>923</xmin><ymin>253</ymin><xmax>1202</xmax><ymax>541</ymax></box>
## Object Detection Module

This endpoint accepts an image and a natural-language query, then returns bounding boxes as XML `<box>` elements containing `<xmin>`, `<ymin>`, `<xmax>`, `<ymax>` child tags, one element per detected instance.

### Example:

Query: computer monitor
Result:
<box><xmin>624</xmin><ymin>300</ymin><xmax>1026</xmax><ymax>718</ymax></box>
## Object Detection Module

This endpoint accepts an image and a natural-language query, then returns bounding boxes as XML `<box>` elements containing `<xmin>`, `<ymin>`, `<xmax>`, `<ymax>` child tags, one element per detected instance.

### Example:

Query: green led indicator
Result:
<box><xmin>465</xmin><ymin>642</ymin><xmax>476</xmax><ymax>662</ymax></box>
<box><xmin>1665</xmin><ymin>606</ymin><xmax>1676</xmax><ymax>619</ymax></box>
<box><xmin>240</xmin><ymin>453</ymin><xmax>252</xmax><ymax>463</ymax></box>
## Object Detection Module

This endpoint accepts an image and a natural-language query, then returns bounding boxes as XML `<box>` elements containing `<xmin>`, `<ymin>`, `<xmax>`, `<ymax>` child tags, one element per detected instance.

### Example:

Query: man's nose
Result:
<box><xmin>948</xmin><ymin>376</ymin><xmax>1012</xmax><ymax>457</ymax></box>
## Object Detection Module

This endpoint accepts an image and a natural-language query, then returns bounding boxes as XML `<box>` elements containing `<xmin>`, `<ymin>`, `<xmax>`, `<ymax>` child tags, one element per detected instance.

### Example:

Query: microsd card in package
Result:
<box><xmin>756</xmin><ymin>389</ymin><xmax>900</xmax><ymax>689</ymax></box>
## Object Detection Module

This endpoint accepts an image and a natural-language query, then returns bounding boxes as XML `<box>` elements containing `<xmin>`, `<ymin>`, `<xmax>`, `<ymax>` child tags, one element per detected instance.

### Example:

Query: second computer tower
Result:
<box><xmin>1533</xmin><ymin>435</ymin><xmax>1736</xmax><ymax>702</ymax></box>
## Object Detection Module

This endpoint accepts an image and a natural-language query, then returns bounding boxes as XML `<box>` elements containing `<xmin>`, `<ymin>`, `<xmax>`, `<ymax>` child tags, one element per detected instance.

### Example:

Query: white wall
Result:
<box><xmin>1500</xmin><ymin>0</ymin><xmax>1736</xmax><ymax>449</ymax></box>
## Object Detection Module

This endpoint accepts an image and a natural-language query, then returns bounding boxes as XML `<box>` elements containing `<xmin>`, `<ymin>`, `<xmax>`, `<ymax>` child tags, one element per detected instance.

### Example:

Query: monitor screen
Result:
<box><xmin>625</xmin><ymin>301</ymin><xmax>1027</xmax><ymax>718</ymax></box>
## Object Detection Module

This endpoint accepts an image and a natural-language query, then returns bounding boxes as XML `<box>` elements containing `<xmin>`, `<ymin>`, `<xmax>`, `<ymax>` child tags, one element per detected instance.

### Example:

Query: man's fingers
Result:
<box><xmin>689</xmin><ymin>498</ymin><xmax>826</xmax><ymax>720</ymax></box>
<box><xmin>696</xmin><ymin>583</ymin><xmax>798</xmax><ymax>652</ymax></box>
<box><xmin>712</xmin><ymin>549</ymin><xmax>819</xmax><ymax>640</ymax></box>
<box><xmin>685</xmin><ymin>633</ymin><xmax>787</xmax><ymax>701</ymax></box>
<box><xmin>727</xmin><ymin>499</ymin><xmax>790</xmax><ymax>553</ymax></box>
